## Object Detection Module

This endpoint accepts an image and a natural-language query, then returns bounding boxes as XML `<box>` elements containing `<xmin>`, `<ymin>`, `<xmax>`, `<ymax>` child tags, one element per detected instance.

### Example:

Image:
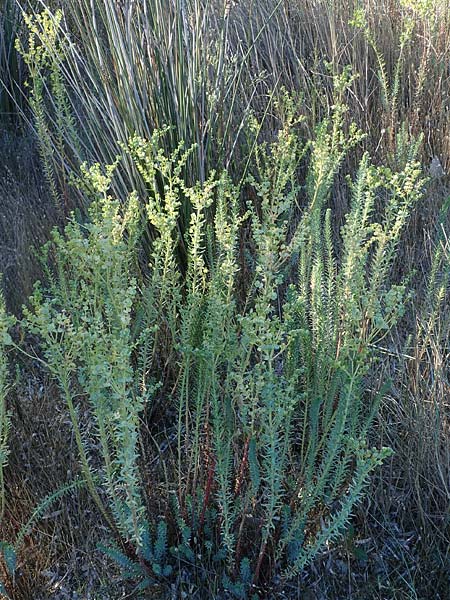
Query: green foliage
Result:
<box><xmin>21</xmin><ymin>95</ymin><xmax>425</xmax><ymax>594</ymax></box>
<box><xmin>3</xmin><ymin>2</ymin><xmax>449</xmax><ymax>598</ymax></box>
<box><xmin>23</xmin><ymin>162</ymin><xmax>145</xmax><ymax>545</ymax></box>
<box><xmin>223</xmin><ymin>557</ymin><xmax>254</xmax><ymax>599</ymax></box>
<box><xmin>0</xmin><ymin>541</ymin><xmax>15</xmax><ymax>578</ymax></box>
<box><xmin>98</xmin><ymin>519</ymin><xmax>172</xmax><ymax>591</ymax></box>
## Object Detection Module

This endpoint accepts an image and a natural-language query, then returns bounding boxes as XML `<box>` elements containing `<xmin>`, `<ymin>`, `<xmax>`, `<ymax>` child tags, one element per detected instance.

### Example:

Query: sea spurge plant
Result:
<box><xmin>23</xmin><ymin>161</ymin><xmax>145</xmax><ymax>546</ymax></box>
<box><xmin>22</xmin><ymin>109</ymin><xmax>425</xmax><ymax>595</ymax></box>
<box><xmin>274</xmin><ymin>137</ymin><xmax>423</xmax><ymax>585</ymax></box>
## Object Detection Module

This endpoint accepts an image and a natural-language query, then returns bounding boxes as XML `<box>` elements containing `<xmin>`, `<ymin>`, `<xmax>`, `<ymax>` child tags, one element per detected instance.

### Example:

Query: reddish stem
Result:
<box><xmin>199</xmin><ymin>451</ymin><xmax>215</xmax><ymax>531</ymax></box>
<box><xmin>253</xmin><ymin>537</ymin><xmax>267</xmax><ymax>586</ymax></box>
<box><xmin>234</xmin><ymin>435</ymin><xmax>251</xmax><ymax>496</ymax></box>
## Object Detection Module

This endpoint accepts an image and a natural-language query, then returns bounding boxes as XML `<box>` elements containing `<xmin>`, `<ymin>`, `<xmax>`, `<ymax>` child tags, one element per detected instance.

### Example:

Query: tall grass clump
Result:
<box><xmin>408</xmin><ymin>229</ymin><xmax>450</xmax><ymax>529</ymax></box>
<box><xmin>12</xmin><ymin>0</ymin><xmax>449</xmax><ymax>228</ymax></box>
<box><xmin>0</xmin><ymin>0</ymin><xmax>24</xmax><ymax>124</ymax></box>
<box><xmin>373</xmin><ymin>208</ymin><xmax>450</xmax><ymax>592</ymax></box>
<box><xmin>16</xmin><ymin>94</ymin><xmax>427</xmax><ymax>595</ymax></box>
<box><xmin>14</xmin><ymin>0</ymin><xmax>250</xmax><ymax>221</ymax></box>
<box><xmin>226</xmin><ymin>0</ymin><xmax>450</xmax><ymax>168</ymax></box>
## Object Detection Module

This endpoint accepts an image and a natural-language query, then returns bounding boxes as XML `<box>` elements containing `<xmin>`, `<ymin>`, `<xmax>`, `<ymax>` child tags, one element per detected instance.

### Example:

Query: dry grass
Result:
<box><xmin>0</xmin><ymin>0</ymin><xmax>26</xmax><ymax>124</ymax></box>
<box><xmin>0</xmin><ymin>129</ymin><xmax>58</xmax><ymax>314</ymax></box>
<box><xmin>227</xmin><ymin>0</ymin><xmax>450</xmax><ymax>169</ymax></box>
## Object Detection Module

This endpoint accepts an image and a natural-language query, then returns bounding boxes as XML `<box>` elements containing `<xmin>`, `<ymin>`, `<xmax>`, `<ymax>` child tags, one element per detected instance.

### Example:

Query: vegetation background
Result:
<box><xmin>0</xmin><ymin>0</ymin><xmax>449</xmax><ymax>598</ymax></box>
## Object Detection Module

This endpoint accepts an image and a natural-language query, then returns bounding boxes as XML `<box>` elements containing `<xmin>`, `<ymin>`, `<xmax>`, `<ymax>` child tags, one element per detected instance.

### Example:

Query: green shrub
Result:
<box><xmin>23</xmin><ymin>160</ymin><xmax>144</xmax><ymax>544</ymax></box>
<box><xmin>22</xmin><ymin>103</ymin><xmax>425</xmax><ymax>594</ymax></box>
